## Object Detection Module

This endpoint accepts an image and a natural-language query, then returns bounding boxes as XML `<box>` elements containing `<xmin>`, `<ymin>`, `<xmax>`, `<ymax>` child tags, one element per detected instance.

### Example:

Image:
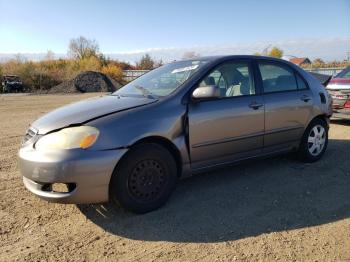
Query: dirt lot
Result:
<box><xmin>0</xmin><ymin>94</ymin><xmax>350</xmax><ymax>261</ymax></box>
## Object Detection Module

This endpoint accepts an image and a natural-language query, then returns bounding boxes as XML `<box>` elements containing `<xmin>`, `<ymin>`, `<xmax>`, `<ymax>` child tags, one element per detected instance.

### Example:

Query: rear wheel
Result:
<box><xmin>110</xmin><ymin>143</ymin><xmax>177</xmax><ymax>214</ymax></box>
<box><xmin>298</xmin><ymin>118</ymin><xmax>328</xmax><ymax>162</ymax></box>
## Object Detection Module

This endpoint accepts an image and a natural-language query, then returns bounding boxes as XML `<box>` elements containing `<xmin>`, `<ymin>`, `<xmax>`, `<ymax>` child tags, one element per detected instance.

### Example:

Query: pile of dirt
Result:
<box><xmin>48</xmin><ymin>71</ymin><xmax>121</xmax><ymax>94</ymax></box>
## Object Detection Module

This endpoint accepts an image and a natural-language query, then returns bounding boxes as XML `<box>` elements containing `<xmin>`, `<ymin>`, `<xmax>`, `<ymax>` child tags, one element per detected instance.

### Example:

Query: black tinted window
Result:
<box><xmin>258</xmin><ymin>62</ymin><xmax>298</xmax><ymax>93</ymax></box>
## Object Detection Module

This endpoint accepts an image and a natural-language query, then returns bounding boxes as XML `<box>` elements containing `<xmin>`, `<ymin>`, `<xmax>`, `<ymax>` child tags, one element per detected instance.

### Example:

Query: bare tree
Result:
<box><xmin>68</xmin><ymin>36</ymin><xmax>99</xmax><ymax>60</ymax></box>
<box><xmin>313</xmin><ymin>58</ymin><xmax>325</xmax><ymax>67</ymax></box>
<box><xmin>154</xmin><ymin>58</ymin><xmax>164</xmax><ymax>68</ymax></box>
<box><xmin>14</xmin><ymin>53</ymin><xmax>26</xmax><ymax>63</ymax></box>
<box><xmin>136</xmin><ymin>54</ymin><xmax>155</xmax><ymax>70</ymax></box>
<box><xmin>182</xmin><ymin>51</ymin><xmax>200</xmax><ymax>59</ymax></box>
<box><xmin>45</xmin><ymin>50</ymin><xmax>55</xmax><ymax>61</ymax></box>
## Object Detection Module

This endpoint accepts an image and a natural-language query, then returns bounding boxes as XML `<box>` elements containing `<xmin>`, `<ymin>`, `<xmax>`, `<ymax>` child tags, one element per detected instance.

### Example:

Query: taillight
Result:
<box><xmin>345</xmin><ymin>100</ymin><xmax>350</xmax><ymax>108</ymax></box>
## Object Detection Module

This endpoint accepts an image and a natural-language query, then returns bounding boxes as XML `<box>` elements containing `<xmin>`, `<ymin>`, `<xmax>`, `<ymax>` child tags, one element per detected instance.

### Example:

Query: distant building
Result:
<box><xmin>289</xmin><ymin>57</ymin><xmax>311</xmax><ymax>66</ymax></box>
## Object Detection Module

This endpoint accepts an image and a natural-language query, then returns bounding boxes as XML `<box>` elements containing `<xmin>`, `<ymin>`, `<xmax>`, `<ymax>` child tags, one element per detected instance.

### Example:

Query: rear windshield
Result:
<box><xmin>336</xmin><ymin>67</ymin><xmax>350</xmax><ymax>78</ymax></box>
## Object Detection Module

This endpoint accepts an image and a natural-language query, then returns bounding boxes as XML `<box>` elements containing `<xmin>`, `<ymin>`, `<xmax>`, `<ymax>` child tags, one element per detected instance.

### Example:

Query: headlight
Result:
<box><xmin>35</xmin><ymin>126</ymin><xmax>99</xmax><ymax>150</ymax></box>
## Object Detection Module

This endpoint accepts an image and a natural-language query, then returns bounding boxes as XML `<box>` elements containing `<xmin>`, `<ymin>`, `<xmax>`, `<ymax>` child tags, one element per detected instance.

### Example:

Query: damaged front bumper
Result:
<box><xmin>19</xmin><ymin>145</ymin><xmax>127</xmax><ymax>204</ymax></box>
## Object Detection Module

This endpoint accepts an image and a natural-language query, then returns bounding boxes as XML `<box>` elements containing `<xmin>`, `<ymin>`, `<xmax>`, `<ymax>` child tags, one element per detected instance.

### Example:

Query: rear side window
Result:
<box><xmin>258</xmin><ymin>62</ymin><xmax>298</xmax><ymax>93</ymax></box>
<box><xmin>296</xmin><ymin>73</ymin><xmax>308</xmax><ymax>90</ymax></box>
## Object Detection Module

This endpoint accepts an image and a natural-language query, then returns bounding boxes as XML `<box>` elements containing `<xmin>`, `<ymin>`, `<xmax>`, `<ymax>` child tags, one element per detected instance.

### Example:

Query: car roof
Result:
<box><xmin>182</xmin><ymin>55</ymin><xmax>292</xmax><ymax>64</ymax></box>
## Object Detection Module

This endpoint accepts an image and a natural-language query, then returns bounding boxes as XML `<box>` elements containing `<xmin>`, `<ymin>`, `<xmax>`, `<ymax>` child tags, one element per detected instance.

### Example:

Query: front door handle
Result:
<box><xmin>249</xmin><ymin>102</ymin><xmax>264</xmax><ymax>110</ymax></box>
<box><xmin>300</xmin><ymin>95</ymin><xmax>311</xmax><ymax>102</ymax></box>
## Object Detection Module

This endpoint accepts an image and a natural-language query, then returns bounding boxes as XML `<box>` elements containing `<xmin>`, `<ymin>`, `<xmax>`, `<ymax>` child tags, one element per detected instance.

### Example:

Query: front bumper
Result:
<box><xmin>19</xmin><ymin>145</ymin><xmax>127</xmax><ymax>204</ymax></box>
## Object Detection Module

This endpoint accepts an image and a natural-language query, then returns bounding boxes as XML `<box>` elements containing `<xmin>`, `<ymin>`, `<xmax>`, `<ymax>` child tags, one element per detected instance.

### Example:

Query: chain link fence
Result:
<box><xmin>304</xmin><ymin>68</ymin><xmax>344</xmax><ymax>76</ymax></box>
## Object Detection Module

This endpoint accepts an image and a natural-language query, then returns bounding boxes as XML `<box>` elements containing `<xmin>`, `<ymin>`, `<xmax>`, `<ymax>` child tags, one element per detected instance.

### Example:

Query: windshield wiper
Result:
<box><xmin>134</xmin><ymin>85</ymin><xmax>156</xmax><ymax>99</ymax></box>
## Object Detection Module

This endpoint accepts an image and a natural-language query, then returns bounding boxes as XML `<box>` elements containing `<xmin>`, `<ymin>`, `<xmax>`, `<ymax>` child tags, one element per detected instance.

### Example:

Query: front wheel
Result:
<box><xmin>110</xmin><ymin>143</ymin><xmax>178</xmax><ymax>214</ymax></box>
<box><xmin>298</xmin><ymin>118</ymin><xmax>328</xmax><ymax>162</ymax></box>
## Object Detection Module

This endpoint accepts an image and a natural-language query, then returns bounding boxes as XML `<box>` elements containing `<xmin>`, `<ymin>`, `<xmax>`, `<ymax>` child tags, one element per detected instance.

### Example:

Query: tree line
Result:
<box><xmin>0</xmin><ymin>37</ymin><xmax>162</xmax><ymax>91</ymax></box>
<box><xmin>0</xmin><ymin>38</ymin><xmax>349</xmax><ymax>92</ymax></box>
<box><xmin>254</xmin><ymin>46</ymin><xmax>350</xmax><ymax>68</ymax></box>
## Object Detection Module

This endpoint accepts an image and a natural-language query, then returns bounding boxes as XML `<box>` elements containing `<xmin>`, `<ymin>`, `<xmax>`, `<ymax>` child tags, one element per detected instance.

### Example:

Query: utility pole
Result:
<box><xmin>40</xmin><ymin>73</ymin><xmax>42</xmax><ymax>91</ymax></box>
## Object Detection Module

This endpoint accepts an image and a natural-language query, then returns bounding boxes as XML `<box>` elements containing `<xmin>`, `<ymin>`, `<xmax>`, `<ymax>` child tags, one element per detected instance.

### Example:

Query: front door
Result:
<box><xmin>188</xmin><ymin>60</ymin><xmax>265</xmax><ymax>169</ymax></box>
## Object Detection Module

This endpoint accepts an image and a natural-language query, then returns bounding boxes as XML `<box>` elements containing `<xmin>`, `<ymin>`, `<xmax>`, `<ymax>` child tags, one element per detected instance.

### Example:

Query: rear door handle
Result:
<box><xmin>300</xmin><ymin>95</ymin><xmax>311</xmax><ymax>102</ymax></box>
<box><xmin>249</xmin><ymin>102</ymin><xmax>264</xmax><ymax>110</ymax></box>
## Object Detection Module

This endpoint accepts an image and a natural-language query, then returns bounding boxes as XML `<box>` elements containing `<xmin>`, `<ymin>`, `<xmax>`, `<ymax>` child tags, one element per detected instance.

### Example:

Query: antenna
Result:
<box><xmin>261</xmin><ymin>44</ymin><xmax>271</xmax><ymax>56</ymax></box>
<box><xmin>284</xmin><ymin>54</ymin><xmax>297</xmax><ymax>58</ymax></box>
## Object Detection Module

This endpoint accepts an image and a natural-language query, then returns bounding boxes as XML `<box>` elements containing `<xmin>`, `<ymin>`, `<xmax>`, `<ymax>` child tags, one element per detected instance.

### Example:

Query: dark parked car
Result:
<box><xmin>19</xmin><ymin>55</ymin><xmax>332</xmax><ymax>213</ymax></box>
<box><xmin>326</xmin><ymin>66</ymin><xmax>350</xmax><ymax>119</ymax></box>
<box><xmin>2</xmin><ymin>75</ymin><xmax>24</xmax><ymax>93</ymax></box>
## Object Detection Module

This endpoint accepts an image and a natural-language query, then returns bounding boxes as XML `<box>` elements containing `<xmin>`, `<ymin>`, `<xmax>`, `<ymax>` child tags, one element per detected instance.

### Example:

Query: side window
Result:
<box><xmin>296</xmin><ymin>73</ymin><xmax>308</xmax><ymax>90</ymax></box>
<box><xmin>199</xmin><ymin>61</ymin><xmax>255</xmax><ymax>98</ymax></box>
<box><xmin>258</xmin><ymin>62</ymin><xmax>298</xmax><ymax>93</ymax></box>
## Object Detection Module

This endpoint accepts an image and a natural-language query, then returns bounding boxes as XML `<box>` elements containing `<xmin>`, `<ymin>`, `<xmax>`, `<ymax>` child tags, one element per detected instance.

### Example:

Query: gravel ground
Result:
<box><xmin>0</xmin><ymin>94</ymin><xmax>350</xmax><ymax>261</ymax></box>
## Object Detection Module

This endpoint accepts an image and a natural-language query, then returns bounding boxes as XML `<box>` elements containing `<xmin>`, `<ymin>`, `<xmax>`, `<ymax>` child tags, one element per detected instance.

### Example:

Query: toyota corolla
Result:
<box><xmin>19</xmin><ymin>55</ymin><xmax>332</xmax><ymax>213</ymax></box>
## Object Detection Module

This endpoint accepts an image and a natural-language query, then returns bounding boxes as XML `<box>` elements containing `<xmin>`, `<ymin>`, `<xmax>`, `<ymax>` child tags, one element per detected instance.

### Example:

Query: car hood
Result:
<box><xmin>32</xmin><ymin>95</ymin><xmax>156</xmax><ymax>134</ymax></box>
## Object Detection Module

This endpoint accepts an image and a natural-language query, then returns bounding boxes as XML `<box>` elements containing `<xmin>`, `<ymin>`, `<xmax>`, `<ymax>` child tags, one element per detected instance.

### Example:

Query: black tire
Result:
<box><xmin>110</xmin><ymin>143</ymin><xmax>178</xmax><ymax>214</ymax></box>
<box><xmin>298</xmin><ymin>118</ymin><xmax>328</xmax><ymax>163</ymax></box>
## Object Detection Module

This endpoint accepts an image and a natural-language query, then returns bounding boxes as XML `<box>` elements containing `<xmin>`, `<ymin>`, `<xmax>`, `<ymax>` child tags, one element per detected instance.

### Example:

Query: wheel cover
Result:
<box><xmin>128</xmin><ymin>159</ymin><xmax>166</xmax><ymax>201</ymax></box>
<box><xmin>307</xmin><ymin>124</ymin><xmax>326</xmax><ymax>156</ymax></box>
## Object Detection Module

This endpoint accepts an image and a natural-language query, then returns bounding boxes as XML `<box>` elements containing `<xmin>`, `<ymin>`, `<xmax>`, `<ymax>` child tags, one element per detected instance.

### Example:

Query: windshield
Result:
<box><xmin>336</xmin><ymin>67</ymin><xmax>350</xmax><ymax>79</ymax></box>
<box><xmin>114</xmin><ymin>60</ymin><xmax>208</xmax><ymax>98</ymax></box>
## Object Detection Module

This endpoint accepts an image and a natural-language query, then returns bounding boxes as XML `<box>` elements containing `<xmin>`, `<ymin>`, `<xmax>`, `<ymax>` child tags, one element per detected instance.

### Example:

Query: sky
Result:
<box><xmin>0</xmin><ymin>0</ymin><xmax>350</xmax><ymax>62</ymax></box>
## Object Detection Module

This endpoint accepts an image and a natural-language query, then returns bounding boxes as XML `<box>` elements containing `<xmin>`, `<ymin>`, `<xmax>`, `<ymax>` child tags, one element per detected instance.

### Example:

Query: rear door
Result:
<box><xmin>188</xmin><ymin>59</ymin><xmax>265</xmax><ymax>169</ymax></box>
<box><xmin>257</xmin><ymin>60</ymin><xmax>314</xmax><ymax>151</ymax></box>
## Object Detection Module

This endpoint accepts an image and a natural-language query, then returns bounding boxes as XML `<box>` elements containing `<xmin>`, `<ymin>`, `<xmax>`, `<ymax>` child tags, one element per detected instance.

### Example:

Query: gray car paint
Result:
<box><xmin>20</xmin><ymin>147</ymin><xmax>126</xmax><ymax>203</ymax></box>
<box><xmin>32</xmin><ymin>95</ymin><xmax>156</xmax><ymax>134</ymax></box>
<box><xmin>19</xmin><ymin>55</ymin><xmax>332</xmax><ymax>204</ymax></box>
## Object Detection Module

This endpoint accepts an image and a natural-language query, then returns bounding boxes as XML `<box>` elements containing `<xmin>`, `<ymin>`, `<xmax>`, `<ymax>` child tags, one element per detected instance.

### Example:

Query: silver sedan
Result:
<box><xmin>19</xmin><ymin>55</ymin><xmax>332</xmax><ymax>213</ymax></box>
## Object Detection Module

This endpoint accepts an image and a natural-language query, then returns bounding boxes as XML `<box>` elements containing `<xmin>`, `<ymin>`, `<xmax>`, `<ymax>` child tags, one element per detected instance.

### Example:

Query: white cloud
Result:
<box><xmin>1</xmin><ymin>37</ymin><xmax>349</xmax><ymax>63</ymax></box>
<box><xmin>108</xmin><ymin>37</ymin><xmax>350</xmax><ymax>63</ymax></box>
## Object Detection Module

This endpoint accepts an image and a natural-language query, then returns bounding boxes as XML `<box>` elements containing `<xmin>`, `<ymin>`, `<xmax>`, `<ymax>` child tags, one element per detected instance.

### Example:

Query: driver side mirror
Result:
<box><xmin>192</xmin><ymin>85</ymin><xmax>220</xmax><ymax>100</ymax></box>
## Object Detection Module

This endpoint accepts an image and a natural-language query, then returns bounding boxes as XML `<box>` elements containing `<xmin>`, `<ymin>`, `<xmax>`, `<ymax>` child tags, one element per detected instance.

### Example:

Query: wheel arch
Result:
<box><xmin>297</xmin><ymin>114</ymin><xmax>329</xmax><ymax>162</ymax></box>
<box><xmin>132</xmin><ymin>136</ymin><xmax>183</xmax><ymax>177</ymax></box>
<box><xmin>110</xmin><ymin>135</ymin><xmax>183</xmax><ymax>178</ymax></box>
<box><xmin>308</xmin><ymin>114</ymin><xmax>329</xmax><ymax>129</ymax></box>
